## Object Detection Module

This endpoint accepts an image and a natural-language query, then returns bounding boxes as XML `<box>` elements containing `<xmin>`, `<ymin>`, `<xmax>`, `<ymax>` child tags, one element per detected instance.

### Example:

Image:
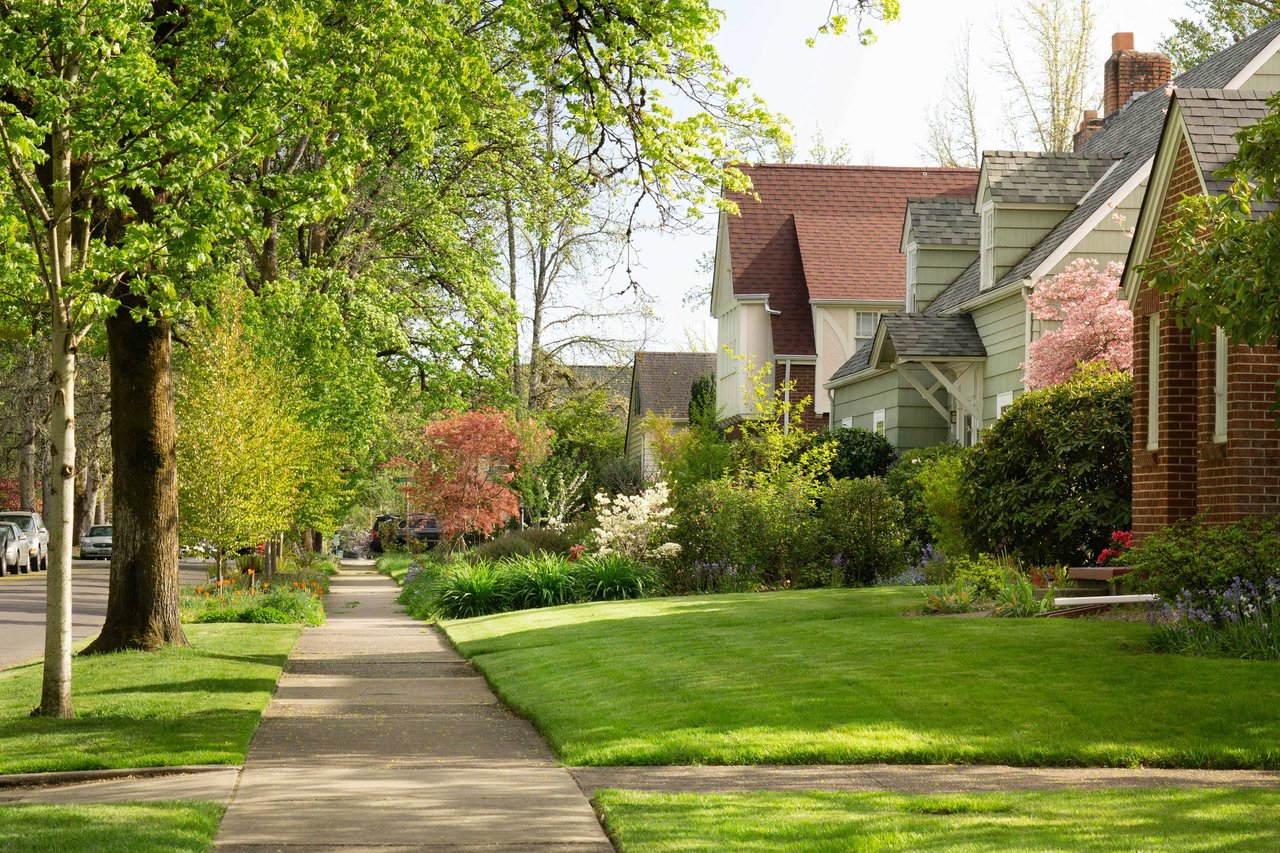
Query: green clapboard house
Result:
<box><xmin>826</xmin><ymin>25</ymin><xmax>1280</xmax><ymax>449</ymax></box>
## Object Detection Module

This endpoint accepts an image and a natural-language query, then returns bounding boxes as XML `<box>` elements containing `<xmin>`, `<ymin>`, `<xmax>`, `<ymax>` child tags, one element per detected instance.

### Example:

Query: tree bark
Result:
<box><xmin>74</xmin><ymin>458</ymin><xmax>100</xmax><ymax>543</ymax></box>
<box><xmin>505</xmin><ymin>194</ymin><xmax>521</xmax><ymax>401</ymax></box>
<box><xmin>18</xmin><ymin>347</ymin><xmax>38</xmax><ymax>510</ymax></box>
<box><xmin>84</xmin><ymin>303</ymin><xmax>187</xmax><ymax>653</ymax></box>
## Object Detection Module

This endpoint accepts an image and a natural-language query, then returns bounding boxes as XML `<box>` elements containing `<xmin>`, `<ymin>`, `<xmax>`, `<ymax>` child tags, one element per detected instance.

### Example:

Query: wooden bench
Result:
<box><xmin>1066</xmin><ymin>566</ymin><xmax>1131</xmax><ymax>596</ymax></box>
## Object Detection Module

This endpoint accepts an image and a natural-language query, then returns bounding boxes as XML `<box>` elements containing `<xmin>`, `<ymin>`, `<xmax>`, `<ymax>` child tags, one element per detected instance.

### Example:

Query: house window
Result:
<box><xmin>1147</xmin><ymin>313</ymin><xmax>1160</xmax><ymax>450</ymax></box>
<box><xmin>841</xmin><ymin>416</ymin><xmax>853</xmax><ymax>429</ymax></box>
<box><xmin>980</xmin><ymin>203</ymin><xmax>995</xmax><ymax>290</ymax></box>
<box><xmin>1214</xmin><ymin>326</ymin><xmax>1228</xmax><ymax>443</ymax></box>
<box><xmin>854</xmin><ymin>311</ymin><xmax>880</xmax><ymax>350</ymax></box>
<box><xmin>905</xmin><ymin>244</ymin><xmax>918</xmax><ymax>312</ymax></box>
<box><xmin>995</xmin><ymin>391</ymin><xmax>1015</xmax><ymax>419</ymax></box>
<box><xmin>872</xmin><ymin>409</ymin><xmax>886</xmax><ymax>436</ymax></box>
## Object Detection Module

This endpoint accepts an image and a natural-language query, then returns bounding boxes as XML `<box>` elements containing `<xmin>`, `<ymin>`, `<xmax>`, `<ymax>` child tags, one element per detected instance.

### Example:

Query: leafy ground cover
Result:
<box><xmin>441</xmin><ymin>588</ymin><xmax>1280</xmax><ymax>768</ymax></box>
<box><xmin>0</xmin><ymin>623</ymin><xmax>298</xmax><ymax>774</ymax></box>
<box><xmin>0</xmin><ymin>802</ymin><xmax>222</xmax><ymax>853</ymax></box>
<box><xmin>594</xmin><ymin>788</ymin><xmax>1280</xmax><ymax>852</ymax></box>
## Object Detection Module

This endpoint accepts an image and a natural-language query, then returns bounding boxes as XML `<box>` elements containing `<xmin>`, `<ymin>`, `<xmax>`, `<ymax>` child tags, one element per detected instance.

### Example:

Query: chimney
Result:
<box><xmin>1104</xmin><ymin>32</ymin><xmax>1173</xmax><ymax>117</ymax></box>
<box><xmin>1073</xmin><ymin>110</ymin><xmax>1104</xmax><ymax>152</ymax></box>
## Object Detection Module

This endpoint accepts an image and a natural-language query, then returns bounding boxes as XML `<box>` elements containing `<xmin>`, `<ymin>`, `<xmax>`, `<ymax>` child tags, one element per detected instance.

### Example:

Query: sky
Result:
<box><xmin>604</xmin><ymin>0</ymin><xmax>1193</xmax><ymax>352</ymax></box>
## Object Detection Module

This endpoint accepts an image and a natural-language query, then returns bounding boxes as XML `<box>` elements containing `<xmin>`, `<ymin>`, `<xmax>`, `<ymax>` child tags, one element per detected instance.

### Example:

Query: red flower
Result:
<box><xmin>568</xmin><ymin>544</ymin><xmax>586</xmax><ymax>562</ymax></box>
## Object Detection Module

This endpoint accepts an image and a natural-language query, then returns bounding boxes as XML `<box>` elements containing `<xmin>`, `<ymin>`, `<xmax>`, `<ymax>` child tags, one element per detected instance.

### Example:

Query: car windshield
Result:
<box><xmin>0</xmin><ymin>514</ymin><xmax>34</xmax><ymax>532</ymax></box>
<box><xmin>87</xmin><ymin>526</ymin><xmax>112</xmax><ymax>537</ymax></box>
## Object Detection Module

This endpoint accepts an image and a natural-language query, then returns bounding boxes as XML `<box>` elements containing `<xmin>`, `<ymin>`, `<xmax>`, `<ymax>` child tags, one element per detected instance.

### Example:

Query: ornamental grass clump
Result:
<box><xmin>991</xmin><ymin>573</ymin><xmax>1055</xmax><ymax>618</ymax></box>
<box><xmin>576</xmin><ymin>554</ymin><xmax>655</xmax><ymax>601</ymax></box>
<box><xmin>505</xmin><ymin>552</ymin><xmax>580</xmax><ymax>610</ymax></box>
<box><xmin>433</xmin><ymin>561</ymin><xmax>510</xmax><ymax>619</ymax></box>
<box><xmin>1150</xmin><ymin>577</ymin><xmax>1280</xmax><ymax>660</ymax></box>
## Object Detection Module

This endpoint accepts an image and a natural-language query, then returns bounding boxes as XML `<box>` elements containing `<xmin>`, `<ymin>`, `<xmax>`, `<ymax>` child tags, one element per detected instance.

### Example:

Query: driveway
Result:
<box><xmin>0</xmin><ymin>559</ymin><xmax>210</xmax><ymax>671</ymax></box>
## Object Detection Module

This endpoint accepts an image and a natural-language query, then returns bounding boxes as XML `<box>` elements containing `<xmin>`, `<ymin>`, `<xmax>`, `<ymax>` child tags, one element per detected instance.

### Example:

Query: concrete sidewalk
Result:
<box><xmin>213</xmin><ymin>564</ymin><xmax>612</xmax><ymax>852</ymax></box>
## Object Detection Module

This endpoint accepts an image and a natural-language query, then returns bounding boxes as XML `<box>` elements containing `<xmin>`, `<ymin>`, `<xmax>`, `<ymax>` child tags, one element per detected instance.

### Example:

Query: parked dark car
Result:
<box><xmin>368</xmin><ymin>513</ymin><xmax>441</xmax><ymax>553</ymax></box>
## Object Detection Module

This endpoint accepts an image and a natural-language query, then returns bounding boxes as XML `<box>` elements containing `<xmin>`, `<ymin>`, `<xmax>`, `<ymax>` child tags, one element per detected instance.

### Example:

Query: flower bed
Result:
<box><xmin>1150</xmin><ymin>577</ymin><xmax>1280</xmax><ymax>659</ymax></box>
<box><xmin>181</xmin><ymin>566</ymin><xmax>331</xmax><ymax>626</ymax></box>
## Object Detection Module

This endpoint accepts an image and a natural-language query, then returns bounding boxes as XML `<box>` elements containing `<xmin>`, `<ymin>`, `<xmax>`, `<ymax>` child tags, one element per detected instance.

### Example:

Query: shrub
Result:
<box><xmin>592</xmin><ymin>482</ymin><xmax>681</xmax><ymax>561</ymax></box>
<box><xmin>504</xmin><ymin>552</ymin><xmax>580</xmax><ymax>610</ymax></box>
<box><xmin>1130</xmin><ymin>515</ymin><xmax>1280</xmax><ymax>600</ymax></box>
<box><xmin>649</xmin><ymin>419</ymin><xmax>732</xmax><ymax>492</ymax></box>
<box><xmin>946</xmin><ymin>553</ymin><xmax>1011</xmax><ymax>600</ymax></box>
<box><xmin>1150</xmin><ymin>577</ymin><xmax>1280</xmax><ymax>660</ymax></box>
<box><xmin>661</xmin><ymin>560</ymin><xmax>759</xmax><ymax>595</ymax></box>
<box><xmin>470</xmin><ymin>527</ymin><xmax>571</xmax><ymax>562</ymax></box>
<box><xmin>575</xmin><ymin>554</ymin><xmax>656</xmax><ymax>601</ymax></box>
<box><xmin>924</xmin><ymin>580</ymin><xmax>978</xmax><ymax>614</ymax></box>
<box><xmin>918</xmin><ymin>452</ymin><xmax>974</xmax><ymax>558</ymax></box>
<box><xmin>824</xmin><ymin>427</ymin><xmax>897</xmax><ymax>480</ymax></box>
<box><xmin>885</xmin><ymin>444</ymin><xmax>967</xmax><ymax>547</ymax></box>
<box><xmin>433</xmin><ymin>561</ymin><xmax>510</xmax><ymax>619</ymax></box>
<box><xmin>961</xmin><ymin>368</ymin><xmax>1132</xmax><ymax>565</ymax></box>
<box><xmin>817</xmin><ymin>477</ymin><xmax>909</xmax><ymax>586</ymax></box>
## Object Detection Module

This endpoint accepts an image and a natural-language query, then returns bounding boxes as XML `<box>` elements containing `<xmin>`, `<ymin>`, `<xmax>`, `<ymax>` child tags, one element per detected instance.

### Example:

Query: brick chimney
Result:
<box><xmin>1104</xmin><ymin>32</ymin><xmax>1172</xmax><ymax>117</ymax></box>
<box><xmin>1073</xmin><ymin>110</ymin><xmax>1105</xmax><ymax>152</ymax></box>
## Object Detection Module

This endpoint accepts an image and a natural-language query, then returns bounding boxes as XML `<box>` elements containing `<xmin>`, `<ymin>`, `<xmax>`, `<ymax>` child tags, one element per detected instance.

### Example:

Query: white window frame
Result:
<box><xmin>872</xmin><ymin>409</ymin><xmax>886</xmax><ymax>436</ymax></box>
<box><xmin>854</xmin><ymin>311</ymin><xmax>880</xmax><ymax>351</ymax></box>
<box><xmin>979</xmin><ymin>202</ymin><xmax>996</xmax><ymax>291</ymax></box>
<box><xmin>905</xmin><ymin>243</ymin><xmax>918</xmax><ymax>312</ymax></box>
<box><xmin>1213</xmin><ymin>326</ymin><xmax>1228</xmax><ymax>443</ymax></box>
<box><xmin>841</xmin><ymin>416</ymin><xmax>853</xmax><ymax>429</ymax></box>
<box><xmin>995</xmin><ymin>391</ymin><xmax>1015</xmax><ymax>419</ymax></box>
<box><xmin>1147</xmin><ymin>313</ymin><xmax>1160</xmax><ymax>451</ymax></box>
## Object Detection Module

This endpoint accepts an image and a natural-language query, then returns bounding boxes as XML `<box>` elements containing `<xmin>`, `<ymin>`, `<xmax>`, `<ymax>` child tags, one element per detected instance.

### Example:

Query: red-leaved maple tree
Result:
<box><xmin>406</xmin><ymin>409</ymin><xmax>537</xmax><ymax>542</ymax></box>
<box><xmin>0</xmin><ymin>477</ymin><xmax>20</xmax><ymax>511</ymax></box>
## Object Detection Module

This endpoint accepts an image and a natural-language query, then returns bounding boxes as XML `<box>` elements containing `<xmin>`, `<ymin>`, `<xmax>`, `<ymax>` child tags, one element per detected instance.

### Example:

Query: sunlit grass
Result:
<box><xmin>595</xmin><ymin>788</ymin><xmax>1280</xmax><ymax>852</ymax></box>
<box><xmin>0</xmin><ymin>801</ymin><xmax>223</xmax><ymax>853</ymax></box>
<box><xmin>0</xmin><ymin>623</ymin><xmax>298</xmax><ymax>774</ymax></box>
<box><xmin>441</xmin><ymin>588</ymin><xmax>1280</xmax><ymax>768</ymax></box>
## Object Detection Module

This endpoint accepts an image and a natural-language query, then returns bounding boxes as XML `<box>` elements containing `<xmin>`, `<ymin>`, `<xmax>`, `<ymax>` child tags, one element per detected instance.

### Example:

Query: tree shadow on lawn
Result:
<box><xmin>441</xmin><ymin>589</ymin><xmax>1280</xmax><ymax>770</ymax></box>
<box><xmin>93</xmin><ymin>677</ymin><xmax>280</xmax><ymax>695</ymax></box>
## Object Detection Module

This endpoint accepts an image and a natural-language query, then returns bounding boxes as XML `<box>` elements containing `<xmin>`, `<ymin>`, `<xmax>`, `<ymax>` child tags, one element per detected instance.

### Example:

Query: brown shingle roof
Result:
<box><xmin>630</xmin><ymin>351</ymin><xmax>716</xmax><ymax>420</ymax></box>
<box><xmin>726</xmin><ymin>164</ymin><xmax>979</xmax><ymax>355</ymax></box>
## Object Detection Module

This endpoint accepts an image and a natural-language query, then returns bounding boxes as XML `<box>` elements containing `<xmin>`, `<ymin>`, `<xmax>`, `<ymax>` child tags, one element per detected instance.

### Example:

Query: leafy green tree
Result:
<box><xmin>1142</xmin><ymin>93</ymin><xmax>1280</xmax><ymax>357</ymax></box>
<box><xmin>176</xmin><ymin>313</ymin><xmax>321</xmax><ymax>585</ymax></box>
<box><xmin>1160</xmin><ymin>1</ymin><xmax>1280</xmax><ymax>73</ymax></box>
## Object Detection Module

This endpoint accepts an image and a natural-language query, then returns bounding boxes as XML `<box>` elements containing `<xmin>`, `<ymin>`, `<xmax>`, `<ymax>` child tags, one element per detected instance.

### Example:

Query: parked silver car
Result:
<box><xmin>0</xmin><ymin>521</ymin><xmax>31</xmax><ymax>575</ymax></box>
<box><xmin>80</xmin><ymin>524</ymin><xmax>113</xmax><ymax>559</ymax></box>
<box><xmin>0</xmin><ymin>511</ymin><xmax>47</xmax><ymax>572</ymax></box>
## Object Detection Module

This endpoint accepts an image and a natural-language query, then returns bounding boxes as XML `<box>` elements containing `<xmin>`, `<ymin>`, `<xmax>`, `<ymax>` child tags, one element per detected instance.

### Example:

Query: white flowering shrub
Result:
<box><xmin>592</xmin><ymin>481</ymin><xmax>681</xmax><ymax>561</ymax></box>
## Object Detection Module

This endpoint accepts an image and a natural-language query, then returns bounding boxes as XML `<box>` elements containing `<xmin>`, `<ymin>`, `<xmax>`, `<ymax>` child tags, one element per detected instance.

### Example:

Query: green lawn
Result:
<box><xmin>0</xmin><ymin>802</ymin><xmax>223</xmax><ymax>853</ymax></box>
<box><xmin>594</xmin><ymin>789</ymin><xmax>1280</xmax><ymax>852</ymax></box>
<box><xmin>441</xmin><ymin>588</ymin><xmax>1280</xmax><ymax>768</ymax></box>
<box><xmin>377</xmin><ymin>553</ymin><xmax>413</xmax><ymax>585</ymax></box>
<box><xmin>0</xmin><ymin>623</ymin><xmax>299</xmax><ymax>774</ymax></box>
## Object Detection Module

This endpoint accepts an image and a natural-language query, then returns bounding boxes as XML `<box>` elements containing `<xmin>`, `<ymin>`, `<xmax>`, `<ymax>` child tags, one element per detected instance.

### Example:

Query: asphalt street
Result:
<box><xmin>0</xmin><ymin>559</ymin><xmax>210</xmax><ymax>671</ymax></box>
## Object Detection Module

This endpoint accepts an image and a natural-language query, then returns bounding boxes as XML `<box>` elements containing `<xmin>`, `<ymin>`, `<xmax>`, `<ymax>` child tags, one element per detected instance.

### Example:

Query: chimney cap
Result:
<box><xmin>1112</xmin><ymin>32</ymin><xmax>1135</xmax><ymax>53</ymax></box>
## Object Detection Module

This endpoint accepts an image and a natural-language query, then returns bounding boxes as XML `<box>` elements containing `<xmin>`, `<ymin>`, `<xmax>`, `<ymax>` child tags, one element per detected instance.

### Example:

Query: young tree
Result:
<box><xmin>923</xmin><ymin>26</ymin><xmax>982</xmax><ymax>167</ymax></box>
<box><xmin>176</xmin><ymin>313</ymin><xmax>318</xmax><ymax>586</ymax></box>
<box><xmin>405</xmin><ymin>409</ymin><xmax>546</xmax><ymax>544</ymax></box>
<box><xmin>996</xmin><ymin>0</ymin><xmax>1097</xmax><ymax>152</ymax></box>
<box><xmin>1022</xmin><ymin>259</ymin><xmax>1131</xmax><ymax>389</ymax></box>
<box><xmin>1161</xmin><ymin>1</ymin><xmax>1280</xmax><ymax>73</ymax></box>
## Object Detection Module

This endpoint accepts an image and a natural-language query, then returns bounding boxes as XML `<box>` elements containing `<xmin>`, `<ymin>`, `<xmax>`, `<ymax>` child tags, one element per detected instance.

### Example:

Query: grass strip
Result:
<box><xmin>376</xmin><ymin>553</ymin><xmax>414</xmax><ymax>585</ymax></box>
<box><xmin>441</xmin><ymin>587</ymin><xmax>1280</xmax><ymax>768</ymax></box>
<box><xmin>0</xmin><ymin>623</ymin><xmax>299</xmax><ymax>774</ymax></box>
<box><xmin>594</xmin><ymin>788</ymin><xmax>1280</xmax><ymax>852</ymax></box>
<box><xmin>0</xmin><ymin>801</ymin><xmax>223</xmax><ymax>853</ymax></box>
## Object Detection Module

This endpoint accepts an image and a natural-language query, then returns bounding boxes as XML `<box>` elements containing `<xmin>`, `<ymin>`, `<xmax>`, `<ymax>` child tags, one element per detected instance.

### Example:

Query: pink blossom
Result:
<box><xmin>1022</xmin><ymin>259</ymin><xmax>1132</xmax><ymax>390</ymax></box>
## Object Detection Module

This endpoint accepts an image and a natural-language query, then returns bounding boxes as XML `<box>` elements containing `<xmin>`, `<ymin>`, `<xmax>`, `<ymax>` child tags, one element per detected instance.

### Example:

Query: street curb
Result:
<box><xmin>0</xmin><ymin>764</ymin><xmax>237</xmax><ymax>790</ymax></box>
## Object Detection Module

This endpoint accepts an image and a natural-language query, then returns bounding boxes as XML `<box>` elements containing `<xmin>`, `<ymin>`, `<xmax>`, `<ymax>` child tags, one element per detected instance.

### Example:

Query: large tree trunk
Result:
<box><xmin>74</xmin><ymin>458</ymin><xmax>101</xmax><ymax>543</ymax></box>
<box><xmin>505</xmin><ymin>195</ymin><xmax>521</xmax><ymax>401</ymax></box>
<box><xmin>84</xmin><ymin>304</ymin><xmax>187</xmax><ymax>653</ymax></box>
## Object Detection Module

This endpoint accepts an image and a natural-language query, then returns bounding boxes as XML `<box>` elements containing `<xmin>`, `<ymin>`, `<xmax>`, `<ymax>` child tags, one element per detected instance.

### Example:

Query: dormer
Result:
<box><xmin>902</xmin><ymin>197</ymin><xmax>980</xmax><ymax>314</ymax></box>
<box><xmin>974</xmin><ymin>151</ymin><xmax>1119</xmax><ymax>291</ymax></box>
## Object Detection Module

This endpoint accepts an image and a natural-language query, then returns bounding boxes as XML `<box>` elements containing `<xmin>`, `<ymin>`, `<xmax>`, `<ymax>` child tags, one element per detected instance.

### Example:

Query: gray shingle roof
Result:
<box><xmin>983</xmin><ymin>151</ymin><xmax>1120</xmax><ymax>205</ymax></box>
<box><xmin>881</xmin><ymin>313</ymin><xmax>987</xmax><ymax>359</ymax></box>
<box><xmin>630</xmin><ymin>351</ymin><xmax>715</xmax><ymax>420</ymax></box>
<box><xmin>829</xmin><ymin>342</ymin><xmax>875</xmax><ymax>382</ymax></box>
<box><xmin>924</xmin><ymin>18</ymin><xmax>1280</xmax><ymax>317</ymax></box>
<box><xmin>1178</xmin><ymin>88</ymin><xmax>1273</xmax><ymax>195</ymax></box>
<box><xmin>906</xmin><ymin>197</ymin><xmax>980</xmax><ymax>246</ymax></box>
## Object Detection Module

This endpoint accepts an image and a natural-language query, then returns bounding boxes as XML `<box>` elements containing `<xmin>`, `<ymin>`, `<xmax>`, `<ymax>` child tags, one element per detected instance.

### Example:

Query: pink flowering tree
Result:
<box><xmin>1022</xmin><ymin>259</ymin><xmax>1132</xmax><ymax>390</ymax></box>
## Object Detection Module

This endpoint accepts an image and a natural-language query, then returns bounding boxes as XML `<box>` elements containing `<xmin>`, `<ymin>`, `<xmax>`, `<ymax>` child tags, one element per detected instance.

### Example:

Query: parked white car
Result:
<box><xmin>81</xmin><ymin>524</ymin><xmax>113</xmax><ymax>560</ymax></box>
<box><xmin>0</xmin><ymin>511</ymin><xmax>47</xmax><ymax>572</ymax></box>
<box><xmin>0</xmin><ymin>521</ymin><xmax>32</xmax><ymax>575</ymax></box>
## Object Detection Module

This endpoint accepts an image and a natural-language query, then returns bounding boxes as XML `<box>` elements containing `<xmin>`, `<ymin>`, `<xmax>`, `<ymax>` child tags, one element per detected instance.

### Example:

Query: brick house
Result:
<box><xmin>1122</xmin><ymin>89</ymin><xmax>1280</xmax><ymax>537</ymax></box>
<box><xmin>710</xmin><ymin>164</ymin><xmax>979</xmax><ymax>432</ymax></box>
<box><xmin>826</xmin><ymin>25</ymin><xmax>1280</xmax><ymax>449</ymax></box>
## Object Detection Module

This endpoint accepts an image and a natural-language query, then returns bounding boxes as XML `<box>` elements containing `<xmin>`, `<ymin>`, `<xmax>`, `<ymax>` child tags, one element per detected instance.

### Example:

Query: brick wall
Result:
<box><xmin>777</xmin><ymin>363</ymin><xmax>830</xmax><ymax>433</ymax></box>
<box><xmin>1133</xmin><ymin>136</ymin><xmax>1280</xmax><ymax>539</ymax></box>
<box><xmin>1104</xmin><ymin>36</ymin><xmax>1172</xmax><ymax>117</ymax></box>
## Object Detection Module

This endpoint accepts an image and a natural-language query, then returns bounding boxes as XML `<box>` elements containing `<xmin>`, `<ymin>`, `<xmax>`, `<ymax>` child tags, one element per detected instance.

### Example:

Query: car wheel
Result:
<box><xmin>0</xmin><ymin>554</ymin><xmax>8</xmax><ymax>576</ymax></box>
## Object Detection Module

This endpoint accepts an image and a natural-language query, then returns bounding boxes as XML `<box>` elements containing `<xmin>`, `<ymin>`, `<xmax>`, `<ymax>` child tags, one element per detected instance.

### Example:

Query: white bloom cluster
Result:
<box><xmin>592</xmin><ymin>481</ymin><xmax>682</xmax><ymax>561</ymax></box>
